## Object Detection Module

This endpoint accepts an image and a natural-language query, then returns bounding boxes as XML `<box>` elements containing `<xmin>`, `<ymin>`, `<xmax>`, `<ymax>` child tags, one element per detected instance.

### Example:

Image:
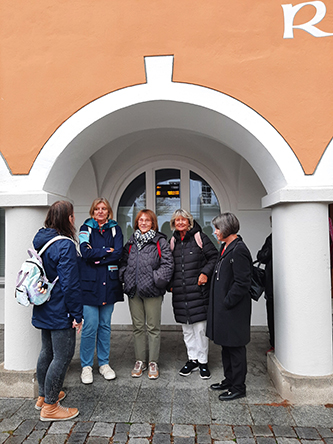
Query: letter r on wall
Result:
<box><xmin>282</xmin><ymin>1</ymin><xmax>333</xmax><ymax>38</ymax></box>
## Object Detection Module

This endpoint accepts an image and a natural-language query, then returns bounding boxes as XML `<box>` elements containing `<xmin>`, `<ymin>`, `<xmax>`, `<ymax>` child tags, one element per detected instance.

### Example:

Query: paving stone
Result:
<box><xmin>324</xmin><ymin>439</ymin><xmax>333</xmax><ymax>444</ymax></box>
<box><xmin>114</xmin><ymin>432</ymin><xmax>130</xmax><ymax>443</ymax></box>
<box><xmin>173</xmin><ymin>438</ymin><xmax>195</xmax><ymax>444</ymax></box>
<box><xmin>196</xmin><ymin>425</ymin><xmax>210</xmax><ymax>435</ymax></box>
<box><xmin>299</xmin><ymin>441</ymin><xmax>323</xmax><ymax>444</ymax></box>
<box><xmin>252</xmin><ymin>425</ymin><xmax>273</xmax><ymax>437</ymax></box>
<box><xmin>48</xmin><ymin>420</ymin><xmax>75</xmax><ymax>434</ymax></box>
<box><xmin>276</xmin><ymin>439</ymin><xmax>299</xmax><ymax>444</ymax></box>
<box><xmin>4</xmin><ymin>436</ymin><xmax>26</xmax><ymax>444</ymax></box>
<box><xmin>0</xmin><ymin>418</ymin><xmax>23</xmax><ymax>433</ymax></box>
<box><xmin>90</xmin><ymin>422</ymin><xmax>115</xmax><ymax>437</ymax></box>
<box><xmin>271</xmin><ymin>426</ymin><xmax>297</xmax><ymax>438</ymax></box>
<box><xmin>34</xmin><ymin>421</ymin><xmax>52</xmax><ymax>430</ymax></box>
<box><xmin>294</xmin><ymin>427</ymin><xmax>321</xmax><ymax>440</ymax></box>
<box><xmin>0</xmin><ymin>433</ymin><xmax>10</xmax><ymax>444</ymax></box>
<box><xmin>291</xmin><ymin>406</ymin><xmax>333</xmax><ymax>428</ymax></box>
<box><xmin>235</xmin><ymin>438</ymin><xmax>256</xmax><ymax>444</ymax></box>
<box><xmin>316</xmin><ymin>426</ymin><xmax>333</xmax><ymax>438</ymax></box>
<box><xmin>115</xmin><ymin>423</ymin><xmax>131</xmax><ymax>433</ymax></box>
<box><xmin>67</xmin><ymin>432</ymin><xmax>88</xmax><ymax>444</ymax></box>
<box><xmin>13</xmin><ymin>419</ymin><xmax>37</xmax><ymax>436</ymax></box>
<box><xmin>210</xmin><ymin>425</ymin><xmax>234</xmax><ymax>441</ymax></box>
<box><xmin>40</xmin><ymin>435</ymin><xmax>68</xmax><ymax>444</ymax></box>
<box><xmin>173</xmin><ymin>424</ymin><xmax>196</xmax><ymax>437</ymax></box>
<box><xmin>250</xmin><ymin>405</ymin><xmax>295</xmax><ymax>426</ymax></box>
<box><xmin>72</xmin><ymin>421</ymin><xmax>94</xmax><ymax>433</ymax></box>
<box><xmin>86</xmin><ymin>438</ymin><xmax>110</xmax><ymax>444</ymax></box>
<box><xmin>24</xmin><ymin>430</ymin><xmax>46</xmax><ymax>442</ymax></box>
<box><xmin>128</xmin><ymin>438</ymin><xmax>150</xmax><ymax>444</ymax></box>
<box><xmin>0</xmin><ymin>400</ymin><xmax>26</xmax><ymax>419</ymax></box>
<box><xmin>129</xmin><ymin>423</ymin><xmax>152</xmax><ymax>438</ymax></box>
<box><xmin>154</xmin><ymin>424</ymin><xmax>172</xmax><ymax>434</ymax></box>
<box><xmin>256</xmin><ymin>438</ymin><xmax>277</xmax><ymax>444</ymax></box>
<box><xmin>212</xmin><ymin>442</ymin><xmax>234</xmax><ymax>444</ymax></box>
<box><xmin>234</xmin><ymin>426</ymin><xmax>253</xmax><ymax>438</ymax></box>
<box><xmin>197</xmin><ymin>434</ymin><xmax>211</xmax><ymax>444</ymax></box>
<box><xmin>152</xmin><ymin>433</ymin><xmax>171</xmax><ymax>444</ymax></box>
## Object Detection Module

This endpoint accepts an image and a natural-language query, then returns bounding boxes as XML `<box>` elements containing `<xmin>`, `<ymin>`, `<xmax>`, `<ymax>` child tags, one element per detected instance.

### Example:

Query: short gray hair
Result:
<box><xmin>170</xmin><ymin>209</ymin><xmax>194</xmax><ymax>231</ymax></box>
<box><xmin>212</xmin><ymin>213</ymin><xmax>239</xmax><ymax>237</ymax></box>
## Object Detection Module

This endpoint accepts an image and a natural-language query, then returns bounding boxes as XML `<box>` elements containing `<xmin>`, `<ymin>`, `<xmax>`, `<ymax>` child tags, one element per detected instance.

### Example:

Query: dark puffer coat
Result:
<box><xmin>171</xmin><ymin>221</ymin><xmax>218</xmax><ymax>324</ymax></box>
<box><xmin>206</xmin><ymin>236</ymin><xmax>252</xmax><ymax>347</ymax></box>
<box><xmin>119</xmin><ymin>232</ymin><xmax>174</xmax><ymax>298</ymax></box>
<box><xmin>79</xmin><ymin>218</ymin><xmax>124</xmax><ymax>306</ymax></box>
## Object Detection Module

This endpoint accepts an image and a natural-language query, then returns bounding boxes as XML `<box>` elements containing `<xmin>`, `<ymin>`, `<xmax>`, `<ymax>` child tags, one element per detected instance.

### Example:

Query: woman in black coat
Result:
<box><xmin>170</xmin><ymin>209</ymin><xmax>217</xmax><ymax>379</ymax></box>
<box><xmin>207</xmin><ymin>212</ymin><xmax>252</xmax><ymax>401</ymax></box>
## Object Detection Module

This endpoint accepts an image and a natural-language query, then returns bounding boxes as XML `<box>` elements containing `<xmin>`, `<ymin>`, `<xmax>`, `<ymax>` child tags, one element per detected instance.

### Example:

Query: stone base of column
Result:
<box><xmin>0</xmin><ymin>363</ymin><xmax>38</xmax><ymax>398</ymax></box>
<box><xmin>267</xmin><ymin>352</ymin><xmax>333</xmax><ymax>405</ymax></box>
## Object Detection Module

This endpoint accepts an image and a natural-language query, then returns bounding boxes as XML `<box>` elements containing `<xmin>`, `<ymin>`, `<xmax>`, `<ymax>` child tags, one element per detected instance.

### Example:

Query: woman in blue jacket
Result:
<box><xmin>79</xmin><ymin>198</ymin><xmax>123</xmax><ymax>384</ymax></box>
<box><xmin>32</xmin><ymin>200</ymin><xmax>83</xmax><ymax>422</ymax></box>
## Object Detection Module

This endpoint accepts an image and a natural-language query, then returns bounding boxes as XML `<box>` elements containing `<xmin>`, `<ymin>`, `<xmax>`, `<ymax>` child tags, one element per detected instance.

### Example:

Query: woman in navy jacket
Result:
<box><xmin>32</xmin><ymin>200</ymin><xmax>83</xmax><ymax>422</ymax></box>
<box><xmin>79</xmin><ymin>198</ymin><xmax>123</xmax><ymax>384</ymax></box>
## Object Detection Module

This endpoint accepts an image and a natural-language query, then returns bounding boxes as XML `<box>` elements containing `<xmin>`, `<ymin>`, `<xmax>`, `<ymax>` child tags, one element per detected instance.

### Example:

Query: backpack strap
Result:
<box><xmin>170</xmin><ymin>233</ymin><xmax>202</xmax><ymax>251</ymax></box>
<box><xmin>38</xmin><ymin>236</ymin><xmax>74</xmax><ymax>256</ymax></box>
<box><xmin>128</xmin><ymin>241</ymin><xmax>161</xmax><ymax>258</ymax></box>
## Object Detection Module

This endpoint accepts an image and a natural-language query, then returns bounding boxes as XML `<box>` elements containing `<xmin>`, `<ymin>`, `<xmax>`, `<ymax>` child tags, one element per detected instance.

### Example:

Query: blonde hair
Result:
<box><xmin>89</xmin><ymin>198</ymin><xmax>113</xmax><ymax>220</ymax></box>
<box><xmin>170</xmin><ymin>209</ymin><xmax>194</xmax><ymax>231</ymax></box>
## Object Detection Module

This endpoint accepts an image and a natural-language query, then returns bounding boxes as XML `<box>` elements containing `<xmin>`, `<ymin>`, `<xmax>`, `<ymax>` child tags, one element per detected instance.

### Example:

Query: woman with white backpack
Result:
<box><xmin>32</xmin><ymin>201</ymin><xmax>83</xmax><ymax>421</ymax></box>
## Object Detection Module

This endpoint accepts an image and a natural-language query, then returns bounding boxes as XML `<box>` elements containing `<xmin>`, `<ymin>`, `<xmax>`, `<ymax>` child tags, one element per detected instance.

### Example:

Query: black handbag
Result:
<box><xmin>250</xmin><ymin>261</ymin><xmax>266</xmax><ymax>301</ymax></box>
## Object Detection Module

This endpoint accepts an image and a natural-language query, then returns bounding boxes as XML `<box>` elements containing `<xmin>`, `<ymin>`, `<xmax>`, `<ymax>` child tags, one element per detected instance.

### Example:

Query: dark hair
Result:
<box><xmin>89</xmin><ymin>197</ymin><xmax>113</xmax><ymax>220</ymax></box>
<box><xmin>212</xmin><ymin>212</ymin><xmax>240</xmax><ymax>237</ymax></box>
<box><xmin>44</xmin><ymin>201</ymin><xmax>76</xmax><ymax>239</ymax></box>
<box><xmin>134</xmin><ymin>209</ymin><xmax>158</xmax><ymax>232</ymax></box>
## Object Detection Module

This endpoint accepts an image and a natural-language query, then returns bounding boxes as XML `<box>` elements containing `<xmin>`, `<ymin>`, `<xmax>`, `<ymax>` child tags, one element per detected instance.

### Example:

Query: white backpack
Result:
<box><xmin>15</xmin><ymin>236</ymin><xmax>74</xmax><ymax>307</ymax></box>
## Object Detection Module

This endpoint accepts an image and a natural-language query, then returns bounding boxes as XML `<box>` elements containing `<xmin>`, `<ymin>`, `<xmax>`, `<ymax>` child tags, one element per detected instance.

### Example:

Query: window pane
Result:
<box><xmin>190</xmin><ymin>171</ymin><xmax>220</xmax><ymax>248</ymax></box>
<box><xmin>156</xmin><ymin>169</ymin><xmax>180</xmax><ymax>240</ymax></box>
<box><xmin>117</xmin><ymin>173</ymin><xmax>146</xmax><ymax>243</ymax></box>
<box><xmin>0</xmin><ymin>209</ymin><xmax>4</xmax><ymax>277</ymax></box>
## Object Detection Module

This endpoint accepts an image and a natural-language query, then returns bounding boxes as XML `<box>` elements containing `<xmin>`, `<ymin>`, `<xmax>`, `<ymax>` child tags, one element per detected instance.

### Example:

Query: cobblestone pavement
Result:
<box><xmin>1</xmin><ymin>328</ymin><xmax>333</xmax><ymax>443</ymax></box>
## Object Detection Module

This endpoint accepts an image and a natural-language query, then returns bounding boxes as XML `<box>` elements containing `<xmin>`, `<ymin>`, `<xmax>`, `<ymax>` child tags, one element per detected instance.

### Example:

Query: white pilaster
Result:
<box><xmin>273</xmin><ymin>202</ymin><xmax>332</xmax><ymax>376</ymax></box>
<box><xmin>4</xmin><ymin>206</ymin><xmax>47</xmax><ymax>370</ymax></box>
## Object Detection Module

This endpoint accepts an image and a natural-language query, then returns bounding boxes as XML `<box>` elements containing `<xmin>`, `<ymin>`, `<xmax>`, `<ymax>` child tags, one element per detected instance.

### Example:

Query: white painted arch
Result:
<box><xmin>0</xmin><ymin>55</ymin><xmax>322</xmax><ymax>205</ymax></box>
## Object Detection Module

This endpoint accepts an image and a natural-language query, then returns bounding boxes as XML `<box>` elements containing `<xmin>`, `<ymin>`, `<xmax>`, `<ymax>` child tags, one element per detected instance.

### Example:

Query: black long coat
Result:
<box><xmin>206</xmin><ymin>236</ymin><xmax>252</xmax><ymax>347</ymax></box>
<box><xmin>171</xmin><ymin>221</ymin><xmax>218</xmax><ymax>324</ymax></box>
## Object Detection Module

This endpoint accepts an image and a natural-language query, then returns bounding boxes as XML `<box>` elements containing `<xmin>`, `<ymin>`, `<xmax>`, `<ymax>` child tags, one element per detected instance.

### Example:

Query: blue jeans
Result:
<box><xmin>80</xmin><ymin>304</ymin><xmax>114</xmax><ymax>367</ymax></box>
<box><xmin>36</xmin><ymin>328</ymin><xmax>76</xmax><ymax>405</ymax></box>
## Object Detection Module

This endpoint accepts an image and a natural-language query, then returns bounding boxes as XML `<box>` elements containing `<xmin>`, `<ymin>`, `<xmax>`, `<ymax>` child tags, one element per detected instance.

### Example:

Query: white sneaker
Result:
<box><xmin>99</xmin><ymin>364</ymin><xmax>116</xmax><ymax>380</ymax></box>
<box><xmin>81</xmin><ymin>366</ymin><xmax>93</xmax><ymax>384</ymax></box>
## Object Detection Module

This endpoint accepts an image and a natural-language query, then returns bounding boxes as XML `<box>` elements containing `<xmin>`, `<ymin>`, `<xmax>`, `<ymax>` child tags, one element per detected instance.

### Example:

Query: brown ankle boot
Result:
<box><xmin>40</xmin><ymin>402</ymin><xmax>79</xmax><ymax>421</ymax></box>
<box><xmin>35</xmin><ymin>390</ymin><xmax>66</xmax><ymax>410</ymax></box>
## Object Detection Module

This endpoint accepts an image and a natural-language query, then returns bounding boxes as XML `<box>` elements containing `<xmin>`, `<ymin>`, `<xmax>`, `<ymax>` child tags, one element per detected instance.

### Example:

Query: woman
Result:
<box><xmin>169</xmin><ymin>209</ymin><xmax>217</xmax><ymax>379</ymax></box>
<box><xmin>119</xmin><ymin>209</ymin><xmax>174</xmax><ymax>379</ymax></box>
<box><xmin>207</xmin><ymin>212</ymin><xmax>252</xmax><ymax>401</ymax></box>
<box><xmin>79</xmin><ymin>198</ymin><xmax>123</xmax><ymax>384</ymax></box>
<box><xmin>32</xmin><ymin>201</ymin><xmax>83</xmax><ymax>421</ymax></box>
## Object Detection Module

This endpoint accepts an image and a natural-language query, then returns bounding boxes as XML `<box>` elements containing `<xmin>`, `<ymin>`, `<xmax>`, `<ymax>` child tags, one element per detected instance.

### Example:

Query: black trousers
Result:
<box><xmin>266</xmin><ymin>296</ymin><xmax>275</xmax><ymax>348</ymax></box>
<box><xmin>221</xmin><ymin>345</ymin><xmax>247</xmax><ymax>394</ymax></box>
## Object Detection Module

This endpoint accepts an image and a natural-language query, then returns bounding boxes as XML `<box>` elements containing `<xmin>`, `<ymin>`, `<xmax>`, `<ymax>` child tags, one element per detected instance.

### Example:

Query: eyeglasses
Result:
<box><xmin>138</xmin><ymin>218</ymin><xmax>152</xmax><ymax>224</ymax></box>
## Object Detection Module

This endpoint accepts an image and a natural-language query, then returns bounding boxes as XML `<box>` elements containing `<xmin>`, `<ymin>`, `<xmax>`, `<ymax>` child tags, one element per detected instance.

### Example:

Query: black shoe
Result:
<box><xmin>218</xmin><ymin>390</ymin><xmax>246</xmax><ymax>401</ymax></box>
<box><xmin>179</xmin><ymin>360</ymin><xmax>199</xmax><ymax>376</ymax></box>
<box><xmin>210</xmin><ymin>379</ymin><xmax>231</xmax><ymax>391</ymax></box>
<box><xmin>199</xmin><ymin>363</ymin><xmax>211</xmax><ymax>380</ymax></box>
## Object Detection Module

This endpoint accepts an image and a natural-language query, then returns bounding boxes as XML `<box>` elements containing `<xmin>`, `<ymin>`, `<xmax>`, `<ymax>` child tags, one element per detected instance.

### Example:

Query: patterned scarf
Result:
<box><xmin>134</xmin><ymin>229</ymin><xmax>156</xmax><ymax>250</ymax></box>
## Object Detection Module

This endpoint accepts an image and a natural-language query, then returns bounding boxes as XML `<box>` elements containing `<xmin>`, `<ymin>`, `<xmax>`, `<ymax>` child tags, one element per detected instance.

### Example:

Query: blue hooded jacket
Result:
<box><xmin>79</xmin><ymin>218</ymin><xmax>124</xmax><ymax>306</ymax></box>
<box><xmin>32</xmin><ymin>227</ymin><xmax>83</xmax><ymax>330</ymax></box>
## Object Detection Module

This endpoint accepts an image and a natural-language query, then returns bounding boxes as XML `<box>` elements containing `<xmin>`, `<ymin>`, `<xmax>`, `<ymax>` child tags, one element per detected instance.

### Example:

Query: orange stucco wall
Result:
<box><xmin>0</xmin><ymin>0</ymin><xmax>332</xmax><ymax>175</ymax></box>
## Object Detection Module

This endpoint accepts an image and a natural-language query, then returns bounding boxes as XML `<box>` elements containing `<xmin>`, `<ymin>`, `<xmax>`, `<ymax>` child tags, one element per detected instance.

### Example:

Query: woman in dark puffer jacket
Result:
<box><xmin>119</xmin><ymin>209</ymin><xmax>174</xmax><ymax>380</ymax></box>
<box><xmin>169</xmin><ymin>209</ymin><xmax>218</xmax><ymax>379</ymax></box>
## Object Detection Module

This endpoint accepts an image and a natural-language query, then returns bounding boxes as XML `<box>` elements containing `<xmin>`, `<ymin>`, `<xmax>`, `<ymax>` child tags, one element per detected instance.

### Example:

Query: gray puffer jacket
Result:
<box><xmin>119</xmin><ymin>232</ymin><xmax>174</xmax><ymax>298</ymax></box>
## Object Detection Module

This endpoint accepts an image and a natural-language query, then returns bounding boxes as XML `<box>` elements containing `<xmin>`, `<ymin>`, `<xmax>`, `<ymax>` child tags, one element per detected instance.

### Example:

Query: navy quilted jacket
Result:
<box><xmin>119</xmin><ymin>232</ymin><xmax>174</xmax><ymax>298</ymax></box>
<box><xmin>32</xmin><ymin>228</ymin><xmax>83</xmax><ymax>330</ymax></box>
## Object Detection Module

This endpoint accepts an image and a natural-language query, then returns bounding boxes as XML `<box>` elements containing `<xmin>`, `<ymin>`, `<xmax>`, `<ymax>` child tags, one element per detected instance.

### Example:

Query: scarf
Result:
<box><xmin>134</xmin><ymin>229</ymin><xmax>156</xmax><ymax>250</ymax></box>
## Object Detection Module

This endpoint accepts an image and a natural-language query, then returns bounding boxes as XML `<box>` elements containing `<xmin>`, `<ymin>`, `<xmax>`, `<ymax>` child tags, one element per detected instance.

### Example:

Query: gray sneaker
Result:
<box><xmin>81</xmin><ymin>366</ymin><xmax>93</xmax><ymax>384</ymax></box>
<box><xmin>131</xmin><ymin>360</ymin><xmax>147</xmax><ymax>378</ymax></box>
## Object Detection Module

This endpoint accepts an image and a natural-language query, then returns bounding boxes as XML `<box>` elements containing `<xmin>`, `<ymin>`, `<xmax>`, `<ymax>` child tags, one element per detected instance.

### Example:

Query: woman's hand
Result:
<box><xmin>106</xmin><ymin>248</ymin><xmax>114</xmax><ymax>253</ymax></box>
<box><xmin>72</xmin><ymin>320</ymin><xmax>83</xmax><ymax>333</ymax></box>
<box><xmin>198</xmin><ymin>273</ymin><xmax>208</xmax><ymax>286</ymax></box>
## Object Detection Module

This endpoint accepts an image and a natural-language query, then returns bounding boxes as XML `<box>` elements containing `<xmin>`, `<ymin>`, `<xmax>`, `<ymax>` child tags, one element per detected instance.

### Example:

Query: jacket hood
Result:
<box><xmin>33</xmin><ymin>227</ymin><xmax>59</xmax><ymax>251</ymax></box>
<box><xmin>174</xmin><ymin>220</ymin><xmax>202</xmax><ymax>241</ymax></box>
<box><xmin>83</xmin><ymin>218</ymin><xmax>118</xmax><ymax>230</ymax></box>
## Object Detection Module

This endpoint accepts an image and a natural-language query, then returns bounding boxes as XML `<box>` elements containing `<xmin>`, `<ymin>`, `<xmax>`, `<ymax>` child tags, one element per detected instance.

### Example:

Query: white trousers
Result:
<box><xmin>182</xmin><ymin>320</ymin><xmax>209</xmax><ymax>364</ymax></box>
